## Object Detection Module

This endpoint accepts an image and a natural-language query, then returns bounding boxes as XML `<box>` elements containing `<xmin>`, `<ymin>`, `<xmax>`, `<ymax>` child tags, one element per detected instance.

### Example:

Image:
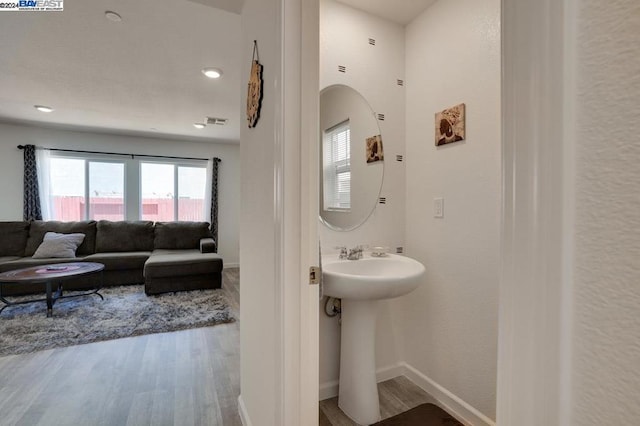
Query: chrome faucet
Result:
<box><xmin>347</xmin><ymin>245</ymin><xmax>363</xmax><ymax>260</ymax></box>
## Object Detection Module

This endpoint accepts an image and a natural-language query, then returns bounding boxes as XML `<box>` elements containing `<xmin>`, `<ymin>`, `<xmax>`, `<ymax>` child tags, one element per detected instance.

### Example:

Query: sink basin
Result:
<box><xmin>322</xmin><ymin>254</ymin><xmax>425</xmax><ymax>300</ymax></box>
<box><xmin>321</xmin><ymin>253</ymin><xmax>425</xmax><ymax>425</ymax></box>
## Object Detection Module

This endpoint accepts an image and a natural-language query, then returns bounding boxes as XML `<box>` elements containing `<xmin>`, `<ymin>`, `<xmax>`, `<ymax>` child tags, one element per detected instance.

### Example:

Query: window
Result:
<box><xmin>44</xmin><ymin>154</ymin><xmax>208</xmax><ymax>222</ymax></box>
<box><xmin>140</xmin><ymin>162</ymin><xmax>207</xmax><ymax>222</ymax></box>
<box><xmin>50</xmin><ymin>157</ymin><xmax>125</xmax><ymax>221</ymax></box>
<box><xmin>89</xmin><ymin>162</ymin><xmax>125</xmax><ymax>221</ymax></box>
<box><xmin>323</xmin><ymin>120</ymin><xmax>351</xmax><ymax>210</ymax></box>
<box><xmin>178</xmin><ymin>166</ymin><xmax>207</xmax><ymax>221</ymax></box>
<box><xmin>140</xmin><ymin>163</ymin><xmax>175</xmax><ymax>221</ymax></box>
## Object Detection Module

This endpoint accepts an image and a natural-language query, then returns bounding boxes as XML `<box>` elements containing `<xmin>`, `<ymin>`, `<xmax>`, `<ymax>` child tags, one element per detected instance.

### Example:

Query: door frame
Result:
<box><xmin>497</xmin><ymin>0</ymin><xmax>576</xmax><ymax>424</ymax></box>
<box><xmin>280</xmin><ymin>0</ymin><xmax>320</xmax><ymax>424</ymax></box>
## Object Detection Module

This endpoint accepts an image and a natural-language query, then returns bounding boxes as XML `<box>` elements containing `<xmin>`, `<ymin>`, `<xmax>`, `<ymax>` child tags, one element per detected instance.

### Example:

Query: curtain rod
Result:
<box><xmin>16</xmin><ymin>145</ymin><xmax>220</xmax><ymax>163</ymax></box>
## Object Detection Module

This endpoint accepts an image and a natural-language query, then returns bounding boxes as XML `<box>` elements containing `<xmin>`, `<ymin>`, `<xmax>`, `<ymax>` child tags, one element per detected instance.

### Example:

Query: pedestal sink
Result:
<box><xmin>322</xmin><ymin>254</ymin><xmax>425</xmax><ymax>425</ymax></box>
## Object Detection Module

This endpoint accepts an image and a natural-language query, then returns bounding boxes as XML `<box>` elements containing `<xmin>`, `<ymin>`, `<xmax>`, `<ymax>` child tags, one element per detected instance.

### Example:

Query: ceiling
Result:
<box><xmin>0</xmin><ymin>0</ymin><xmax>435</xmax><ymax>144</ymax></box>
<box><xmin>335</xmin><ymin>0</ymin><xmax>437</xmax><ymax>25</ymax></box>
<box><xmin>0</xmin><ymin>0</ymin><xmax>243</xmax><ymax>143</ymax></box>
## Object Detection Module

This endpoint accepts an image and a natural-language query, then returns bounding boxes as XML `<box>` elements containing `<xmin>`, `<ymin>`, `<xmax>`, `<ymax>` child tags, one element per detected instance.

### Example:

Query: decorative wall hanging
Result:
<box><xmin>366</xmin><ymin>134</ymin><xmax>384</xmax><ymax>163</ymax></box>
<box><xmin>435</xmin><ymin>103</ymin><xmax>466</xmax><ymax>146</ymax></box>
<box><xmin>246</xmin><ymin>40</ymin><xmax>264</xmax><ymax>128</ymax></box>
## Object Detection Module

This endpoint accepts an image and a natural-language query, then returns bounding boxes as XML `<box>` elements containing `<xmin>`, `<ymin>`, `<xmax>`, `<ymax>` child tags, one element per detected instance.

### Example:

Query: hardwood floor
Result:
<box><xmin>0</xmin><ymin>268</ymin><xmax>241</xmax><ymax>426</ymax></box>
<box><xmin>0</xmin><ymin>268</ymin><xmax>449</xmax><ymax>426</ymax></box>
<box><xmin>320</xmin><ymin>376</ymin><xmax>439</xmax><ymax>425</ymax></box>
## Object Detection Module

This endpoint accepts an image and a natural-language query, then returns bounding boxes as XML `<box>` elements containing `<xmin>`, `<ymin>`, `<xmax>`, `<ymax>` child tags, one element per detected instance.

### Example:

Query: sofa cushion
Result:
<box><xmin>0</xmin><ymin>257</ymin><xmax>86</xmax><ymax>273</ymax></box>
<box><xmin>84</xmin><ymin>251</ymin><xmax>151</xmax><ymax>271</ymax></box>
<box><xmin>96</xmin><ymin>221</ymin><xmax>155</xmax><ymax>252</ymax></box>
<box><xmin>0</xmin><ymin>222</ymin><xmax>30</xmax><ymax>257</ymax></box>
<box><xmin>25</xmin><ymin>221</ymin><xmax>97</xmax><ymax>257</ymax></box>
<box><xmin>153</xmin><ymin>222</ymin><xmax>212</xmax><ymax>250</ymax></box>
<box><xmin>0</xmin><ymin>256</ymin><xmax>21</xmax><ymax>265</ymax></box>
<box><xmin>32</xmin><ymin>232</ymin><xmax>85</xmax><ymax>259</ymax></box>
<box><xmin>145</xmin><ymin>249</ymin><xmax>223</xmax><ymax>278</ymax></box>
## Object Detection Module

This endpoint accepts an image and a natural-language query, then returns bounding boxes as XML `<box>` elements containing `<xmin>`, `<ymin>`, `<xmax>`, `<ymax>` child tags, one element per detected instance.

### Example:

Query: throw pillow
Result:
<box><xmin>32</xmin><ymin>232</ymin><xmax>86</xmax><ymax>259</ymax></box>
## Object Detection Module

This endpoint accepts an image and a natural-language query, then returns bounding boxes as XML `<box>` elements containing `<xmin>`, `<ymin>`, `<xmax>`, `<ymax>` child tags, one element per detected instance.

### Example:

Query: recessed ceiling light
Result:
<box><xmin>105</xmin><ymin>11</ymin><xmax>122</xmax><ymax>22</ymax></box>
<box><xmin>34</xmin><ymin>105</ymin><xmax>54</xmax><ymax>113</ymax></box>
<box><xmin>201</xmin><ymin>68</ymin><xmax>223</xmax><ymax>79</ymax></box>
<box><xmin>193</xmin><ymin>123</ymin><xmax>206</xmax><ymax>129</ymax></box>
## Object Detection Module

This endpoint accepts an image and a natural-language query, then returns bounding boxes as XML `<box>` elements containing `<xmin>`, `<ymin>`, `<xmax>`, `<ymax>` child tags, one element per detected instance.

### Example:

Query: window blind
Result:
<box><xmin>323</xmin><ymin>120</ymin><xmax>351</xmax><ymax>210</ymax></box>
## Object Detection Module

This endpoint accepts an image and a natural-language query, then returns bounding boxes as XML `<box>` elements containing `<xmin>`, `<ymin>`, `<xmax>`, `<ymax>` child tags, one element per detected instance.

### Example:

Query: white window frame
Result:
<box><xmin>49</xmin><ymin>152</ymin><xmax>127</xmax><ymax>221</ymax></box>
<box><xmin>45</xmin><ymin>152</ymin><xmax>208</xmax><ymax>222</ymax></box>
<box><xmin>138</xmin><ymin>159</ymin><xmax>208</xmax><ymax>221</ymax></box>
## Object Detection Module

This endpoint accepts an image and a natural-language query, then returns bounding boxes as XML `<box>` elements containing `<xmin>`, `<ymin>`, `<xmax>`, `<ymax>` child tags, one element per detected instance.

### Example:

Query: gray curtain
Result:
<box><xmin>23</xmin><ymin>145</ymin><xmax>42</xmax><ymax>221</ymax></box>
<box><xmin>210</xmin><ymin>157</ymin><xmax>221</xmax><ymax>252</ymax></box>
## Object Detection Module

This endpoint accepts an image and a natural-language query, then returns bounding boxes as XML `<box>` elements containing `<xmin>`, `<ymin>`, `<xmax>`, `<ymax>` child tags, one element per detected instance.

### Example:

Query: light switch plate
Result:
<box><xmin>434</xmin><ymin>198</ymin><xmax>444</xmax><ymax>218</ymax></box>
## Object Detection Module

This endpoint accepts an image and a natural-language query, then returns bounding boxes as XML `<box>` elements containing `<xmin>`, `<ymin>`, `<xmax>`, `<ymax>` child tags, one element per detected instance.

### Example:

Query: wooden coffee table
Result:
<box><xmin>0</xmin><ymin>262</ymin><xmax>105</xmax><ymax>317</ymax></box>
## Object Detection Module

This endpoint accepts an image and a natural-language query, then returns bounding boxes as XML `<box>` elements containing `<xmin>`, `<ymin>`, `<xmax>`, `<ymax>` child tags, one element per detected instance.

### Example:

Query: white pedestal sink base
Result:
<box><xmin>322</xmin><ymin>254</ymin><xmax>426</xmax><ymax>424</ymax></box>
<box><xmin>338</xmin><ymin>299</ymin><xmax>381</xmax><ymax>425</ymax></box>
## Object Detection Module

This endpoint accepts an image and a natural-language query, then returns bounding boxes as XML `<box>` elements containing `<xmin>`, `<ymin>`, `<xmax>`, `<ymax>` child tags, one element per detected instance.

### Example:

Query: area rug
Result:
<box><xmin>373</xmin><ymin>403</ymin><xmax>463</xmax><ymax>425</ymax></box>
<box><xmin>0</xmin><ymin>285</ymin><xmax>235</xmax><ymax>357</ymax></box>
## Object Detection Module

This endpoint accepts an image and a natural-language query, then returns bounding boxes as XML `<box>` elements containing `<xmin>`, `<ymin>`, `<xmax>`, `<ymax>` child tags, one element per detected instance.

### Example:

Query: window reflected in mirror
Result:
<box><xmin>323</xmin><ymin>119</ymin><xmax>351</xmax><ymax>211</ymax></box>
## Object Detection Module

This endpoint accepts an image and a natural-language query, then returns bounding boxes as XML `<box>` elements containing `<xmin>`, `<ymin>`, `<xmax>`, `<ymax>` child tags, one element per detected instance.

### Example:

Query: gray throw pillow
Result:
<box><xmin>32</xmin><ymin>232</ymin><xmax>86</xmax><ymax>259</ymax></box>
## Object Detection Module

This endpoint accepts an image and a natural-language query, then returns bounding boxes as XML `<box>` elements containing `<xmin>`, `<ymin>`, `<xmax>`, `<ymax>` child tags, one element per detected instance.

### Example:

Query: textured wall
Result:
<box><xmin>319</xmin><ymin>0</ymin><xmax>406</xmax><ymax>253</ymax></box>
<box><xmin>572</xmin><ymin>0</ymin><xmax>640</xmax><ymax>423</ymax></box>
<box><xmin>403</xmin><ymin>0</ymin><xmax>500</xmax><ymax>419</ymax></box>
<box><xmin>319</xmin><ymin>0</ymin><xmax>407</xmax><ymax>393</ymax></box>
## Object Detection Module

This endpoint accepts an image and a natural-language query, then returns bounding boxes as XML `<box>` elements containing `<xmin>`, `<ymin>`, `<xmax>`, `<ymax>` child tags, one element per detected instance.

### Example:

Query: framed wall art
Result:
<box><xmin>366</xmin><ymin>134</ymin><xmax>384</xmax><ymax>163</ymax></box>
<box><xmin>435</xmin><ymin>103</ymin><xmax>465</xmax><ymax>146</ymax></box>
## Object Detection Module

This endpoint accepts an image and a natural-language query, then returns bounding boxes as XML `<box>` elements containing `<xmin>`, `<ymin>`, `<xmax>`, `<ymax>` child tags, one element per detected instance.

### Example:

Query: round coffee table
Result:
<box><xmin>0</xmin><ymin>262</ymin><xmax>105</xmax><ymax>317</ymax></box>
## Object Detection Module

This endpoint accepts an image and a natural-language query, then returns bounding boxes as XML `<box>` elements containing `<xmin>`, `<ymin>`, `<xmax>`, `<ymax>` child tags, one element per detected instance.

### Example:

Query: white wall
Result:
<box><xmin>319</xmin><ymin>0</ymin><xmax>406</xmax><ymax>395</ymax></box>
<box><xmin>319</xmin><ymin>0</ymin><xmax>406</xmax><ymax>252</ymax></box>
<box><xmin>240</xmin><ymin>0</ymin><xmax>319</xmax><ymax>423</ymax></box>
<box><xmin>239</xmin><ymin>0</ymin><xmax>282</xmax><ymax>423</ymax></box>
<box><xmin>0</xmin><ymin>122</ymin><xmax>240</xmax><ymax>266</ymax></box>
<box><xmin>403</xmin><ymin>0</ymin><xmax>500</xmax><ymax>421</ymax></box>
<box><xmin>571</xmin><ymin>0</ymin><xmax>640</xmax><ymax>423</ymax></box>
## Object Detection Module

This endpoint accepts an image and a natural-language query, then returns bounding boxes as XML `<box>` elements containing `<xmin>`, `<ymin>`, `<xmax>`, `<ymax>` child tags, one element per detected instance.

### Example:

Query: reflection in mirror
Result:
<box><xmin>320</xmin><ymin>85</ymin><xmax>384</xmax><ymax>231</ymax></box>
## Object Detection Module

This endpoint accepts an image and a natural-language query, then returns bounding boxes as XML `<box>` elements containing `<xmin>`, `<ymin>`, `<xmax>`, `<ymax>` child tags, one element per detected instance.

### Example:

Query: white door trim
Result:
<box><xmin>299</xmin><ymin>0</ymin><xmax>321</xmax><ymax>423</ymax></box>
<box><xmin>497</xmin><ymin>0</ymin><xmax>576</xmax><ymax>424</ymax></box>
<box><xmin>279</xmin><ymin>0</ymin><xmax>320</xmax><ymax>424</ymax></box>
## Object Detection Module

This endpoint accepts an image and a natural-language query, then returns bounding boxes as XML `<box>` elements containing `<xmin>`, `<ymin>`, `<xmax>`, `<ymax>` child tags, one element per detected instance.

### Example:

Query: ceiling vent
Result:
<box><xmin>206</xmin><ymin>117</ymin><xmax>228</xmax><ymax>126</ymax></box>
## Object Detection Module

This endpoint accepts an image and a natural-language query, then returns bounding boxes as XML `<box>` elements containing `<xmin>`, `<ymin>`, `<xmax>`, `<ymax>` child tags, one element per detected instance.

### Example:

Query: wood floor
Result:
<box><xmin>319</xmin><ymin>376</ymin><xmax>439</xmax><ymax>426</ymax></box>
<box><xmin>0</xmin><ymin>268</ymin><xmax>445</xmax><ymax>426</ymax></box>
<box><xmin>0</xmin><ymin>268</ymin><xmax>241</xmax><ymax>426</ymax></box>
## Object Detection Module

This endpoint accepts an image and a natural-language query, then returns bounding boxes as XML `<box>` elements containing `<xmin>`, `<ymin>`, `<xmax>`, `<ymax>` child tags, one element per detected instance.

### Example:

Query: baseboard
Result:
<box><xmin>319</xmin><ymin>362</ymin><xmax>495</xmax><ymax>426</ymax></box>
<box><xmin>238</xmin><ymin>395</ymin><xmax>252</xmax><ymax>426</ymax></box>
<box><xmin>224</xmin><ymin>263</ymin><xmax>240</xmax><ymax>269</ymax></box>
<box><xmin>376</xmin><ymin>362</ymin><xmax>405</xmax><ymax>382</ymax></box>
<box><xmin>319</xmin><ymin>363</ymin><xmax>405</xmax><ymax>401</ymax></box>
<box><xmin>402</xmin><ymin>363</ymin><xmax>496</xmax><ymax>426</ymax></box>
<box><xmin>319</xmin><ymin>379</ymin><xmax>339</xmax><ymax>401</ymax></box>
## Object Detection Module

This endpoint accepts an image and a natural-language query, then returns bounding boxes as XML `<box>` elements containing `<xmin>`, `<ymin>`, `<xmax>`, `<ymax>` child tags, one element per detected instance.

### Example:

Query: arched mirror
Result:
<box><xmin>319</xmin><ymin>84</ymin><xmax>384</xmax><ymax>231</ymax></box>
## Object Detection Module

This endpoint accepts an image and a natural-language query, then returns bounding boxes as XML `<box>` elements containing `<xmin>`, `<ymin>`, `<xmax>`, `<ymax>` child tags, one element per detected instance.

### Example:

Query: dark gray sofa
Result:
<box><xmin>0</xmin><ymin>220</ymin><xmax>223</xmax><ymax>296</ymax></box>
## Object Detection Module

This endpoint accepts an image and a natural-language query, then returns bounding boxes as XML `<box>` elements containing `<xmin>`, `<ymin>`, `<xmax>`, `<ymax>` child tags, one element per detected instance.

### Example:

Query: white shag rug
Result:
<box><xmin>0</xmin><ymin>285</ymin><xmax>234</xmax><ymax>357</ymax></box>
